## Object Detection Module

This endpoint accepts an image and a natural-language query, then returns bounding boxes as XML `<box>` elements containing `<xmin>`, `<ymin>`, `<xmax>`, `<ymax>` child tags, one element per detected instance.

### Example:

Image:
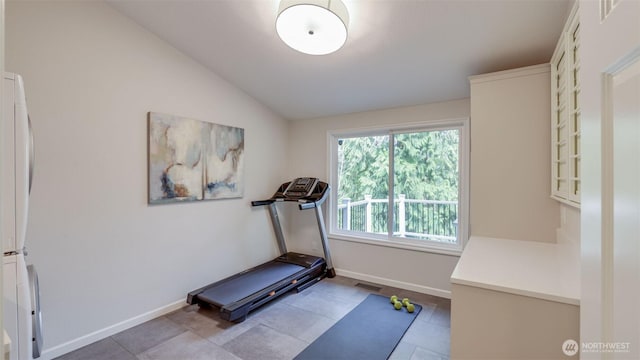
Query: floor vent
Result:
<box><xmin>355</xmin><ymin>283</ymin><xmax>382</xmax><ymax>292</ymax></box>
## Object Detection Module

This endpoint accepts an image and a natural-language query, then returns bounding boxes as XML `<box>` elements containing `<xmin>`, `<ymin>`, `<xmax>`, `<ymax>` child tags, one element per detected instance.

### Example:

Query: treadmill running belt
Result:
<box><xmin>197</xmin><ymin>261</ymin><xmax>303</xmax><ymax>306</ymax></box>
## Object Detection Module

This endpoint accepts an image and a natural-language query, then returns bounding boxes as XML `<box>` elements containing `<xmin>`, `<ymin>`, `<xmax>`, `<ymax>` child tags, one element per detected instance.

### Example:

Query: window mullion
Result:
<box><xmin>388</xmin><ymin>133</ymin><xmax>395</xmax><ymax>238</ymax></box>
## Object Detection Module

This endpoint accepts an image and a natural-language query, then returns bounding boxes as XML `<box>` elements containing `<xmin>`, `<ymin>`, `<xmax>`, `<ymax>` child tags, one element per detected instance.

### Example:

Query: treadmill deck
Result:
<box><xmin>197</xmin><ymin>261</ymin><xmax>304</xmax><ymax>306</ymax></box>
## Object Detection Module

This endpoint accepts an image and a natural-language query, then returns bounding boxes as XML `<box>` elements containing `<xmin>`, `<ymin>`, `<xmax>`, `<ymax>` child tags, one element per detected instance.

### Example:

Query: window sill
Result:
<box><xmin>329</xmin><ymin>232</ymin><xmax>463</xmax><ymax>257</ymax></box>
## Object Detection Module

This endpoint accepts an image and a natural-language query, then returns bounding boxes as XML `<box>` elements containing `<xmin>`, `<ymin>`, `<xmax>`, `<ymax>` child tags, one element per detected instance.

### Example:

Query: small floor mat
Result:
<box><xmin>294</xmin><ymin>294</ymin><xmax>422</xmax><ymax>360</ymax></box>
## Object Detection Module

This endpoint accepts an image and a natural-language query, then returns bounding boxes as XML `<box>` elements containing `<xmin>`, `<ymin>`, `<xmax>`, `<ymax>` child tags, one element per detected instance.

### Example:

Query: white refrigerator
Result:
<box><xmin>2</xmin><ymin>72</ymin><xmax>42</xmax><ymax>360</ymax></box>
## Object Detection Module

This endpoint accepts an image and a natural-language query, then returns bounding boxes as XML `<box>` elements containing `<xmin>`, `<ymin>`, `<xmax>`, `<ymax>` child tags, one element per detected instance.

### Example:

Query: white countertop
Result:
<box><xmin>451</xmin><ymin>236</ymin><xmax>580</xmax><ymax>305</ymax></box>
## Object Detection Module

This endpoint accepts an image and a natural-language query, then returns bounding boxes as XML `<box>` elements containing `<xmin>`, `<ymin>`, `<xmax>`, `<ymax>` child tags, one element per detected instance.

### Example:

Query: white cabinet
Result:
<box><xmin>469</xmin><ymin>64</ymin><xmax>560</xmax><ymax>243</ymax></box>
<box><xmin>450</xmin><ymin>236</ymin><xmax>580</xmax><ymax>359</ymax></box>
<box><xmin>551</xmin><ymin>3</ymin><xmax>580</xmax><ymax>207</ymax></box>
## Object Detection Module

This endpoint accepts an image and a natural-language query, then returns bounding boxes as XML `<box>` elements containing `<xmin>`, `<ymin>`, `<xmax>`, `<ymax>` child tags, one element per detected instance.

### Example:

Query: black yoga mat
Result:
<box><xmin>294</xmin><ymin>294</ymin><xmax>422</xmax><ymax>360</ymax></box>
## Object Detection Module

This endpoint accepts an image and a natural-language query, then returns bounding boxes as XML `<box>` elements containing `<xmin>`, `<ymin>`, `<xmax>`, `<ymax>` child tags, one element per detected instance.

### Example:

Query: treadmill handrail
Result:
<box><xmin>299</xmin><ymin>182</ymin><xmax>329</xmax><ymax>209</ymax></box>
<box><xmin>298</xmin><ymin>201</ymin><xmax>317</xmax><ymax>210</ymax></box>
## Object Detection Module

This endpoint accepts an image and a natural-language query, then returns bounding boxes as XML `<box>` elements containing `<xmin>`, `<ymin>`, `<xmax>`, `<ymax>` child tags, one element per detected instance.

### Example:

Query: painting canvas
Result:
<box><xmin>148</xmin><ymin>112</ymin><xmax>244</xmax><ymax>204</ymax></box>
<box><xmin>203</xmin><ymin>123</ymin><xmax>245</xmax><ymax>200</ymax></box>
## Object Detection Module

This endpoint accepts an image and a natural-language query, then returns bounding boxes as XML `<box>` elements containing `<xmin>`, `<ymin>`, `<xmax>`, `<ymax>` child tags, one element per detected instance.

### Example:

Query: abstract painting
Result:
<box><xmin>148</xmin><ymin>112</ymin><xmax>244</xmax><ymax>204</ymax></box>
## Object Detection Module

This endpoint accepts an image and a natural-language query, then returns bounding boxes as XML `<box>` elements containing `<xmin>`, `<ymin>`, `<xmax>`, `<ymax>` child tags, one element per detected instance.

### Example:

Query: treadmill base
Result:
<box><xmin>187</xmin><ymin>253</ymin><xmax>327</xmax><ymax>323</ymax></box>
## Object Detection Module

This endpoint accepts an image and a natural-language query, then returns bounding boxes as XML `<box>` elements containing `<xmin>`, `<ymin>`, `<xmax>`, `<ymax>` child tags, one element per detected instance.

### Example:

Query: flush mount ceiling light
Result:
<box><xmin>276</xmin><ymin>0</ymin><xmax>350</xmax><ymax>55</ymax></box>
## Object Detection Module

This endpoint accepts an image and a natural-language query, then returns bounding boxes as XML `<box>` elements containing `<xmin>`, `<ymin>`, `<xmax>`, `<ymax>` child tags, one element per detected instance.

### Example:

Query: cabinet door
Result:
<box><xmin>550</xmin><ymin>3</ymin><xmax>580</xmax><ymax>208</ymax></box>
<box><xmin>567</xmin><ymin>17</ymin><xmax>581</xmax><ymax>204</ymax></box>
<box><xmin>551</xmin><ymin>38</ymin><xmax>569</xmax><ymax>200</ymax></box>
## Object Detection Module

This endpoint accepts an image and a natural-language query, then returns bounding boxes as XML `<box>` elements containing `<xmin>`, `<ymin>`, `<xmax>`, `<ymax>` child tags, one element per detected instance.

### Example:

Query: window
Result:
<box><xmin>328</xmin><ymin>119</ymin><xmax>469</xmax><ymax>254</ymax></box>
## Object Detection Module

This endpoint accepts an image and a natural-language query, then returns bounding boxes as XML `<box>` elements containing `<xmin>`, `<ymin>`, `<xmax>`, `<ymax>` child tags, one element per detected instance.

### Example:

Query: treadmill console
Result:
<box><xmin>251</xmin><ymin>177</ymin><xmax>330</xmax><ymax>208</ymax></box>
<box><xmin>283</xmin><ymin>177</ymin><xmax>319</xmax><ymax>198</ymax></box>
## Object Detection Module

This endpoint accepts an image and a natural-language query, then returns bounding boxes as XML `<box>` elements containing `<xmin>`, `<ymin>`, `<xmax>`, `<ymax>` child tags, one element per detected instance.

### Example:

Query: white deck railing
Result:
<box><xmin>337</xmin><ymin>195</ymin><xmax>458</xmax><ymax>243</ymax></box>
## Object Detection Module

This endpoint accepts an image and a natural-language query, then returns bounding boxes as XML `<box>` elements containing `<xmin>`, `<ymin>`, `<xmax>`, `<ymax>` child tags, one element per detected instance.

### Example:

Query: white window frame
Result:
<box><xmin>327</xmin><ymin>118</ymin><xmax>470</xmax><ymax>256</ymax></box>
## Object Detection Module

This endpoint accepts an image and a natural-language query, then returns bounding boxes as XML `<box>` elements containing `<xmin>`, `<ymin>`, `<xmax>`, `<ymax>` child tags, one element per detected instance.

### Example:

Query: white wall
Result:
<box><xmin>579</xmin><ymin>0</ymin><xmax>640</xmax><ymax>355</ymax></box>
<box><xmin>6</xmin><ymin>1</ymin><xmax>288</xmax><ymax>357</ymax></box>
<box><xmin>469</xmin><ymin>65</ymin><xmax>560</xmax><ymax>243</ymax></box>
<box><xmin>287</xmin><ymin>99</ymin><xmax>470</xmax><ymax>296</ymax></box>
<box><xmin>558</xmin><ymin>204</ymin><xmax>580</xmax><ymax>245</ymax></box>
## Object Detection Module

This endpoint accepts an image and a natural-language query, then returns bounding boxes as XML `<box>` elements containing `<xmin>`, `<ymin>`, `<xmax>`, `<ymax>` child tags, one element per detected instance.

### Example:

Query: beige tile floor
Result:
<box><xmin>55</xmin><ymin>276</ymin><xmax>450</xmax><ymax>360</ymax></box>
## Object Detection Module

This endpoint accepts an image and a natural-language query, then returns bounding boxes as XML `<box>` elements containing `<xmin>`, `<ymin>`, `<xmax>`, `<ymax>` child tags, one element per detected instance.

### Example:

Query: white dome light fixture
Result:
<box><xmin>276</xmin><ymin>0</ymin><xmax>350</xmax><ymax>55</ymax></box>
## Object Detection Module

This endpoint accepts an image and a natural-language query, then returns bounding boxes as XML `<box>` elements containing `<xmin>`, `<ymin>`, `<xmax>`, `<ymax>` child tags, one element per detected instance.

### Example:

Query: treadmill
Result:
<box><xmin>187</xmin><ymin>177</ymin><xmax>336</xmax><ymax>322</ymax></box>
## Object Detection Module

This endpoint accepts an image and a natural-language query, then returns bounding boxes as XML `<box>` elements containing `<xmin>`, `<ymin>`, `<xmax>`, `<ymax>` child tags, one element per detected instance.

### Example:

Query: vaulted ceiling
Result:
<box><xmin>108</xmin><ymin>0</ymin><xmax>572</xmax><ymax>120</ymax></box>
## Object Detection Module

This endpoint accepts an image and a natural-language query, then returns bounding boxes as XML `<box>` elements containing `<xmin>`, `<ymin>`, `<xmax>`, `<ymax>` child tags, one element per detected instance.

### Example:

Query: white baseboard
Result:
<box><xmin>335</xmin><ymin>268</ymin><xmax>451</xmax><ymax>299</ymax></box>
<box><xmin>41</xmin><ymin>299</ymin><xmax>188</xmax><ymax>360</ymax></box>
